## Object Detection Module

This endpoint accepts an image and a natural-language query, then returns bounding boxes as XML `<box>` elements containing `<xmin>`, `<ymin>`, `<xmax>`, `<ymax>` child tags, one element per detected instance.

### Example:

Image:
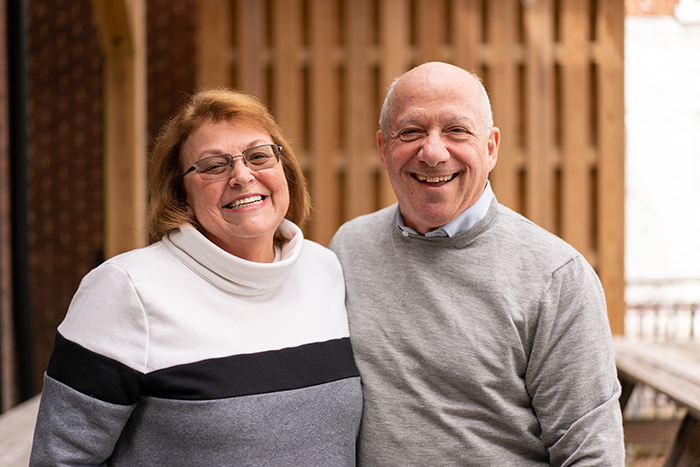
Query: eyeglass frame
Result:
<box><xmin>181</xmin><ymin>143</ymin><xmax>283</xmax><ymax>180</ymax></box>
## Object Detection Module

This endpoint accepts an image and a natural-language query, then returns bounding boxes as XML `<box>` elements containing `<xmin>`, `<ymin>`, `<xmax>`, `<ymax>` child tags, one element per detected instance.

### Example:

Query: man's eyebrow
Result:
<box><xmin>393</xmin><ymin>115</ymin><xmax>477</xmax><ymax>129</ymax></box>
<box><xmin>394</xmin><ymin>116</ymin><xmax>423</xmax><ymax>127</ymax></box>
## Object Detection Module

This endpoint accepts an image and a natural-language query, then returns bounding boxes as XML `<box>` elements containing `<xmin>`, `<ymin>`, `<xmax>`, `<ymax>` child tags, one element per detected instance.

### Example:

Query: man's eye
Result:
<box><xmin>398</xmin><ymin>129</ymin><xmax>422</xmax><ymax>141</ymax></box>
<box><xmin>448</xmin><ymin>128</ymin><xmax>471</xmax><ymax>138</ymax></box>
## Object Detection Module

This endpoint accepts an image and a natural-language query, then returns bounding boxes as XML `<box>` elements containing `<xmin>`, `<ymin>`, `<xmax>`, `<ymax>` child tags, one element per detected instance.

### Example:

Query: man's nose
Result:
<box><xmin>416</xmin><ymin>132</ymin><xmax>450</xmax><ymax>166</ymax></box>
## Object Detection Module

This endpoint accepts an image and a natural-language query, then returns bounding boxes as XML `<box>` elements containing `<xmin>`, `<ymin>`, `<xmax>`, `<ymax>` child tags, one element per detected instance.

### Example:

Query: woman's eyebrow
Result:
<box><xmin>198</xmin><ymin>139</ymin><xmax>269</xmax><ymax>157</ymax></box>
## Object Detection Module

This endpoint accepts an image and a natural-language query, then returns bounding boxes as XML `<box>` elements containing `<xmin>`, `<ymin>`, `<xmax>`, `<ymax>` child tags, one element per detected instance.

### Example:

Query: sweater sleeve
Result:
<box><xmin>526</xmin><ymin>255</ymin><xmax>625</xmax><ymax>466</ymax></box>
<box><xmin>30</xmin><ymin>262</ymin><xmax>148</xmax><ymax>466</ymax></box>
<box><xmin>29</xmin><ymin>375</ymin><xmax>137</xmax><ymax>467</ymax></box>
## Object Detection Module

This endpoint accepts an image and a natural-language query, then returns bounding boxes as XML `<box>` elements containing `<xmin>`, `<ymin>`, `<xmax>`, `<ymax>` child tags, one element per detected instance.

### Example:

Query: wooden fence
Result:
<box><xmin>196</xmin><ymin>0</ymin><xmax>625</xmax><ymax>333</ymax></box>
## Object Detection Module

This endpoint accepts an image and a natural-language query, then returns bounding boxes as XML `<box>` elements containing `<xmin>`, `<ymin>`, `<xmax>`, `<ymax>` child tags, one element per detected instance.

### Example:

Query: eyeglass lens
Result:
<box><xmin>194</xmin><ymin>144</ymin><xmax>281</xmax><ymax>180</ymax></box>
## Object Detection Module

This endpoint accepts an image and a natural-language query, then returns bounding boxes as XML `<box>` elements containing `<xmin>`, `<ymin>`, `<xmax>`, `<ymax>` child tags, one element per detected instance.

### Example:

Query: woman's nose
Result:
<box><xmin>228</xmin><ymin>158</ymin><xmax>254</xmax><ymax>186</ymax></box>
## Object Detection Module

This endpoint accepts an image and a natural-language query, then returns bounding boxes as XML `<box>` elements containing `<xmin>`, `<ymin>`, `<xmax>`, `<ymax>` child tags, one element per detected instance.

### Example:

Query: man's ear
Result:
<box><xmin>487</xmin><ymin>127</ymin><xmax>500</xmax><ymax>171</ymax></box>
<box><xmin>377</xmin><ymin>130</ymin><xmax>388</xmax><ymax>170</ymax></box>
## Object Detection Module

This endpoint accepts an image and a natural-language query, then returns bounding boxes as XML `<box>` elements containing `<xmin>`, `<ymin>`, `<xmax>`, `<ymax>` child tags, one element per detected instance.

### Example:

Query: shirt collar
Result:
<box><xmin>396</xmin><ymin>181</ymin><xmax>494</xmax><ymax>237</ymax></box>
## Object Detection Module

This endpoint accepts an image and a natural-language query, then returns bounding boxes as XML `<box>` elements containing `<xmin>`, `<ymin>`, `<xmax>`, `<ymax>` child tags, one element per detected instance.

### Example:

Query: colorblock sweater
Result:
<box><xmin>30</xmin><ymin>220</ymin><xmax>362</xmax><ymax>467</ymax></box>
<box><xmin>330</xmin><ymin>201</ymin><xmax>624</xmax><ymax>466</ymax></box>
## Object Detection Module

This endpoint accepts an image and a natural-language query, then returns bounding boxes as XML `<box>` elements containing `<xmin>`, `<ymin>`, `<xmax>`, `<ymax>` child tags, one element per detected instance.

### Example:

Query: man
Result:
<box><xmin>330</xmin><ymin>62</ymin><xmax>625</xmax><ymax>465</ymax></box>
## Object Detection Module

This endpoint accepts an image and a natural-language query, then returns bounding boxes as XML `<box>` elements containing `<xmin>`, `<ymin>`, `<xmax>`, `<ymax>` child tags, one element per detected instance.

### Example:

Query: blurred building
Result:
<box><xmin>625</xmin><ymin>0</ymin><xmax>700</xmax><ymax>305</ymax></box>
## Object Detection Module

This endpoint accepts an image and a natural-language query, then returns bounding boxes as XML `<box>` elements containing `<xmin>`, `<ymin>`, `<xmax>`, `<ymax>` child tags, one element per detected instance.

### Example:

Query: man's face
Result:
<box><xmin>378</xmin><ymin>66</ymin><xmax>500</xmax><ymax>235</ymax></box>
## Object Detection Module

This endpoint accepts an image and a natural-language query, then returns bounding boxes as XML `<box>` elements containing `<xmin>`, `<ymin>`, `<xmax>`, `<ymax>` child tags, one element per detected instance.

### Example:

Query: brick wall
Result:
<box><xmin>626</xmin><ymin>0</ymin><xmax>680</xmax><ymax>16</ymax></box>
<box><xmin>26</xmin><ymin>0</ymin><xmax>104</xmax><ymax>390</ymax></box>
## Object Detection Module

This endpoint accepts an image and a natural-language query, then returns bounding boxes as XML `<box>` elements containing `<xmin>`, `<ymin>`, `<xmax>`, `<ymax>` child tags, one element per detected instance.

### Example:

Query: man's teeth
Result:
<box><xmin>415</xmin><ymin>174</ymin><xmax>455</xmax><ymax>183</ymax></box>
<box><xmin>227</xmin><ymin>196</ymin><xmax>264</xmax><ymax>209</ymax></box>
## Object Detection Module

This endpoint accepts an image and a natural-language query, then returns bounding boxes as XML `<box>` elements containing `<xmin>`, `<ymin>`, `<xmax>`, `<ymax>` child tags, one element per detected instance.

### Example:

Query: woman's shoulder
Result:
<box><xmin>300</xmin><ymin>239</ymin><xmax>342</xmax><ymax>269</ymax></box>
<box><xmin>102</xmin><ymin>240</ymin><xmax>169</xmax><ymax>269</ymax></box>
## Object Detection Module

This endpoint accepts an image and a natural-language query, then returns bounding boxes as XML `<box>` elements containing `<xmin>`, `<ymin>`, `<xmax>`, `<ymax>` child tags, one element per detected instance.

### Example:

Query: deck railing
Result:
<box><xmin>621</xmin><ymin>303</ymin><xmax>699</xmax><ymax>454</ymax></box>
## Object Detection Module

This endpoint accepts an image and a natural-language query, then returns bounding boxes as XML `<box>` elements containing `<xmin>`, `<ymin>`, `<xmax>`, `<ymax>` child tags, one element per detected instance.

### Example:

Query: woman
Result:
<box><xmin>30</xmin><ymin>89</ymin><xmax>362</xmax><ymax>466</ymax></box>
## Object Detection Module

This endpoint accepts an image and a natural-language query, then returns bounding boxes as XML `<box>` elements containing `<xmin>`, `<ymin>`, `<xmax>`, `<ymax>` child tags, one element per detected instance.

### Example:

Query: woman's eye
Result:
<box><xmin>248</xmin><ymin>153</ymin><xmax>267</xmax><ymax>161</ymax></box>
<box><xmin>199</xmin><ymin>159</ymin><xmax>228</xmax><ymax>173</ymax></box>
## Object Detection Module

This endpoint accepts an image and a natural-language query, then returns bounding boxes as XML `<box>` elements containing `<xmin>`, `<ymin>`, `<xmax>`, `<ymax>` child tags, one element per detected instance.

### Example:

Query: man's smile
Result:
<box><xmin>412</xmin><ymin>173</ymin><xmax>457</xmax><ymax>183</ymax></box>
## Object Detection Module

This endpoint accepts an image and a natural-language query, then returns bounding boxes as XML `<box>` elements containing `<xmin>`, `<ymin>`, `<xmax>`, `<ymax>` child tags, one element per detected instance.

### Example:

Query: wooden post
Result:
<box><xmin>416</xmin><ymin>0</ymin><xmax>447</xmax><ymax>63</ymax></box>
<box><xmin>597</xmin><ymin>0</ymin><xmax>625</xmax><ymax>334</ymax></box>
<box><xmin>236</xmin><ymin>0</ymin><xmax>266</xmax><ymax>99</ymax></box>
<box><xmin>91</xmin><ymin>0</ymin><xmax>147</xmax><ymax>258</ymax></box>
<box><xmin>487</xmin><ymin>0</ymin><xmax>519</xmax><ymax>211</ymax></box>
<box><xmin>561</xmin><ymin>0</ymin><xmax>594</xmax><ymax>262</ymax></box>
<box><xmin>344</xmin><ymin>0</ymin><xmax>375</xmax><ymax>221</ymax></box>
<box><xmin>452</xmin><ymin>0</ymin><xmax>481</xmax><ymax>74</ymax></box>
<box><xmin>377</xmin><ymin>0</ymin><xmax>408</xmax><ymax>208</ymax></box>
<box><xmin>196</xmin><ymin>0</ymin><xmax>232</xmax><ymax>88</ymax></box>
<box><xmin>523</xmin><ymin>0</ymin><xmax>554</xmax><ymax>232</ymax></box>
<box><xmin>271</xmin><ymin>0</ymin><xmax>304</xmax><ymax>164</ymax></box>
<box><xmin>309</xmin><ymin>0</ymin><xmax>340</xmax><ymax>245</ymax></box>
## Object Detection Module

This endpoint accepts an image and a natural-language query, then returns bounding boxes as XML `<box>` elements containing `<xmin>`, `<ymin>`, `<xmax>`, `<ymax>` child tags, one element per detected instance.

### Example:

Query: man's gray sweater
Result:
<box><xmin>330</xmin><ymin>200</ymin><xmax>624</xmax><ymax>466</ymax></box>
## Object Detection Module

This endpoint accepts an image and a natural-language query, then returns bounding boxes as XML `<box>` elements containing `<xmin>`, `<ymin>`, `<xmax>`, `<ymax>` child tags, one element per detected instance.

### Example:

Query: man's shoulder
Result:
<box><xmin>333</xmin><ymin>205</ymin><xmax>396</xmax><ymax>239</ymax></box>
<box><xmin>492</xmin><ymin>202</ymin><xmax>582</xmax><ymax>264</ymax></box>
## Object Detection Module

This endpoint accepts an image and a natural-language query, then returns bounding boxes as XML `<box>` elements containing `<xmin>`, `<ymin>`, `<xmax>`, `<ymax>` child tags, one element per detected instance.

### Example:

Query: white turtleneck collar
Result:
<box><xmin>162</xmin><ymin>219</ymin><xmax>304</xmax><ymax>296</ymax></box>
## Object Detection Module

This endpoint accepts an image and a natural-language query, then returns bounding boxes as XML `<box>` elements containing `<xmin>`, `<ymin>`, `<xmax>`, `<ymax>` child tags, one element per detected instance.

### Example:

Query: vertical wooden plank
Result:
<box><xmin>92</xmin><ymin>0</ymin><xmax>147</xmax><ymax>258</ymax></box>
<box><xmin>487</xmin><ymin>0</ymin><xmax>519</xmax><ymax>210</ymax></box>
<box><xmin>377</xmin><ymin>0</ymin><xmax>409</xmax><ymax>208</ymax></box>
<box><xmin>452</xmin><ymin>0</ymin><xmax>481</xmax><ymax>73</ymax></box>
<box><xmin>196</xmin><ymin>0</ymin><xmax>232</xmax><ymax>88</ymax></box>
<box><xmin>597</xmin><ymin>0</ymin><xmax>625</xmax><ymax>334</ymax></box>
<box><xmin>379</xmin><ymin>0</ymin><xmax>411</xmax><ymax>89</ymax></box>
<box><xmin>560</xmin><ymin>0</ymin><xmax>592</xmax><ymax>258</ymax></box>
<box><xmin>523</xmin><ymin>0</ymin><xmax>554</xmax><ymax>231</ymax></box>
<box><xmin>415</xmin><ymin>0</ymin><xmax>446</xmax><ymax>63</ymax></box>
<box><xmin>344</xmin><ymin>0</ymin><xmax>375</xmax><ymax>220</ymax></box>
<box><xmin>309</xmin><ymin>0</ymin><xmax>340</xmax><ymax>245</ymax></box>
<box><xmin>237</xmin><ymin>0</ymin><xmax>266</xmax><ymax>99</ymax></box>
<box><xmin>272</xmin><ymin>0</ymin><xmax>303</xmax><ymax>147</ymax></box>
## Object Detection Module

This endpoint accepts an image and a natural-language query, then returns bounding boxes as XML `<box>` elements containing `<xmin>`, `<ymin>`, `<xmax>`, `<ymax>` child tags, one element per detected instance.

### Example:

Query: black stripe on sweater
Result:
<box><xmin>47</xmin><ymin>331</ymin><xmax>145</xmax><ymax>405</ymax></box>
<box><xmin>142</xmin><ymin>337</ymin><xmax>359</xmax><ymax>400</ymax></box>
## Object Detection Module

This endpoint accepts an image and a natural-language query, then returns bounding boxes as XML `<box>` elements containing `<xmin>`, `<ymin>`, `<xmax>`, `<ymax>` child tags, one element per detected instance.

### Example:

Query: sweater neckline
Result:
<box><xmin>162</xmin><ymin>220</ymin><xmax>304</xmax><ymax>296</ymax></box>
<box><xmin>392</xmin><ymin>199</ymin><xmax>499</xmax><ymax>248</ymax></box>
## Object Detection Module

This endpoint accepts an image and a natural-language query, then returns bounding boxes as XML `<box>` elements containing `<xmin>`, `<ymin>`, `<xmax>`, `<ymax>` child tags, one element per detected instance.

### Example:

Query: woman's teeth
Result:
<box><xmin>227</xmin><ymin>195</ymin><xmax>264</xmax><ymax>209</ymax></box>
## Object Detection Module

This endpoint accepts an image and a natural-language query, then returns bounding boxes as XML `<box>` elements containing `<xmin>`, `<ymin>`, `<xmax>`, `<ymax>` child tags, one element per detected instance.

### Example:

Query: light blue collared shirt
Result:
<box><xmin>396</xmin><ymin>181</ymin><xmax>495</xmax><ymax>237</ymax></box>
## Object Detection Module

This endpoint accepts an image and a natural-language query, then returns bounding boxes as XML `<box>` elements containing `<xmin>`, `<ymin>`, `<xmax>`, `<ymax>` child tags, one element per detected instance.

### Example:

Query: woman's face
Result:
<box><xmin>181</xmin><ymin>119</ymin><xmax>289</xmax><ymax>262</ymax></box>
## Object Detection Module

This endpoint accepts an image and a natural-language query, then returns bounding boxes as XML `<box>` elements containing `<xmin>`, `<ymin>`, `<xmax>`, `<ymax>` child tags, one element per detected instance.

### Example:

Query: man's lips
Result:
<box><xmin>224</xmin><ymin>195</ymin><xmax>265</xmax><ymax>209</ymax></box>
<box><xmin>412</xmin><ymin>173</ymin><xmax>457</xmax><ymax>183</ymax></box>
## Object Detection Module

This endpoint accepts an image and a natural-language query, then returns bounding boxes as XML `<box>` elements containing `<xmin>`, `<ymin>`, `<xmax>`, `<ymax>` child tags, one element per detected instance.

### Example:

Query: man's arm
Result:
<box><xmin>526</xmin><ymin>255</ymin><xmax>625</xmax><ymax>466</ymax></box>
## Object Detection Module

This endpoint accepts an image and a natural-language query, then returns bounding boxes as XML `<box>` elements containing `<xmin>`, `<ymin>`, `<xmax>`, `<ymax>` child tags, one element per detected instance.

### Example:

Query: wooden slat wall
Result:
<box><xmin>198</xmin><ymin>0</ymin><xmax>625</xmax><ymax>333</ymax></box>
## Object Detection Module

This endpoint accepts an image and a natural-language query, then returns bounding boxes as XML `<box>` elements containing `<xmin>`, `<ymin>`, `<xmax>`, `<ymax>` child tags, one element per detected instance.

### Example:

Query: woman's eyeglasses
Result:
<box><xmin>182</xmin><ymin>144</ymin><xmax>282</xmax><ymax>181</ymax></box>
